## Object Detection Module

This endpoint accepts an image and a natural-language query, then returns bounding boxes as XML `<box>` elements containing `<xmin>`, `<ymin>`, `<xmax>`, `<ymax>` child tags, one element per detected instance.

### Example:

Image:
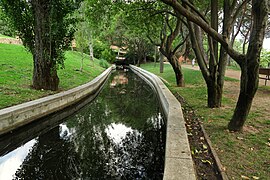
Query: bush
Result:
<box><xmin>99</xmin><ymin>59</ymin><xmax>110</xmax><ymax>69</ymax></box>
<box><xmin>260</xmin><ymin>50</ymin><xmax>270</xmax><ymax>68</ymax></box>
<box><xmin>93</xmin><ymin>39</ymin><xmax>107</xmax><ymax>59</ymax></box>
<box><xmin>101</xmin><ymin>49</ymin><xmax>115</xmax><ymax>63</ymax></box>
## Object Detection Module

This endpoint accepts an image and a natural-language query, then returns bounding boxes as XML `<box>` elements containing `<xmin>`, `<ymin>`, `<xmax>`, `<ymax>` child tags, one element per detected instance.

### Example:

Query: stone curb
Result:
<box><xmin>176</xmin><ymin>91</ymin><xmax>228</xmax><ymax>180</ymax></box>
<box><xmin>130</xmin><ymin>65</ymin><xmax>197</xmax><ymax>180</ymax></box>
<box><xmin>0</xmin><ymin>66</ymin><xmax>114</xmax><ymax>135</ymax></box>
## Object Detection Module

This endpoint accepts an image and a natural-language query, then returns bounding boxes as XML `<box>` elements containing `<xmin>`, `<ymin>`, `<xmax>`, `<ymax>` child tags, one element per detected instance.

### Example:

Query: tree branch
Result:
<box><xmin>160</xmin><ymin>0</ymin><xmax>245</xmax><ymax>64</ymax></box>
<box><xmin>181</xmin><ymin>0</ymin><xmax>209</xmax><ymax>24</ymax></box>
<box><xmin>173</xmin><ymin>33</ymin><xmax>189</xmax><ymax>54</ymax></box>
<box><xmin>165</xmin><ymin>13</ymin><xmax>173</xmax><ymax>35</ymax></box>
<box><xmin>232</xmin><ymin>0</ymin><xmax>251</xmax><ymax>25</ymax></box>
<box><xmin>150</xmin><ymin>10</ymin><xmax>177</xmax><ymax>17</ymax></box>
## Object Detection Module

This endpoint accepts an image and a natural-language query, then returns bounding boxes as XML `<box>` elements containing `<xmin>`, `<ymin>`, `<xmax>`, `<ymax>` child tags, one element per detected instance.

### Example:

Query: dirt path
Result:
<box><xmin>182</xmin><ymin>64</ymin><xmax>269</xmax><ymax>87</ymax></box>
<box><xmin>182</xmin><ymin>64</ymin><xmax>270</xmax><ymax>121</ymax></box>
<box><xmin>0</xmin><ymin>37</ymin><xmax>22</xmax><ymax>45</ymax></box>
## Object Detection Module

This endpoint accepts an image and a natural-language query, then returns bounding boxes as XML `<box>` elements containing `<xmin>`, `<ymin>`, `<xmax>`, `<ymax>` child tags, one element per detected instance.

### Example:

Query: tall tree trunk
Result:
<box><xmin>197</xmin><ymin>27</ymin><xmax>208</xmax><ymax>63</ymax></box>
<box><xmin>207</xmin><ymin>79</ymin><xmax>222</xmax><ymax>108</ymax></box>
<box><xmin>188</xmin><ymin>21</ymin><xmax>222</xmax><ymax>107</ymax></box>
<box><xmin>89</xmin><ymin>41</ymin><xmax>94</xmax><ymax>61</ymax></box>
<box><xmin>228</xmin><ymin>0</ymin><xmax>268</xmax><ymax>131</ymax></box>
<box><xmin>169</xmin><ymin>55</ymin><xmax>184</xmax><ymax>87</ymax></box>
<box><xmin>32</xmin><ymin>0</ymin><xmax>59</xmax><ymax>91</ymax></box>
<box><xmin>211</xmin><ymin>0</ymin><xmax>218</xmax><ymax>62</ymax></box>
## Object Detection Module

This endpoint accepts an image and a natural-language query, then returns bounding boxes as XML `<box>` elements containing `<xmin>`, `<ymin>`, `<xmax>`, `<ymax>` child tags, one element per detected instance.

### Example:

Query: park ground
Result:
<box><xmin>141</xmin><ymin>63</ymin><xmax>270</xmax><ymax>180</ymax></box>
<box><xmin>0</xmin><ymin>42</ymin><xmax>269</xmax><ymax>179</ymax></box>
<box><xmin>0</xmin><ymin>43</ymin><xmax>106</xmax><ymax>109</ymax></box>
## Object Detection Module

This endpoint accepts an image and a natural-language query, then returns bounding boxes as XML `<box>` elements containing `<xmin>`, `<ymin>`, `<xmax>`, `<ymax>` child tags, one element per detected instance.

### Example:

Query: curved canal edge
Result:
<box><xmin>130</xmin><ymin>65</ymin><xmax>196</xmax><ymax>180</ymax></box>
<box><xmin>0</xmin><ymin>66</ymin><xmax>115</xmax><ymax>135</ymax></box>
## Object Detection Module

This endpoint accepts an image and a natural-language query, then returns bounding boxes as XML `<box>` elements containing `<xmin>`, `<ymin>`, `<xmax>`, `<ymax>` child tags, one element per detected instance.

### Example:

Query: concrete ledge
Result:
<box><xmin>130</xmin><ymin>65</ymin><xmax>196</xmax><ymax>180</ymax></box>
<box><xmin>0</xmin><ymin>66</ymin><xmax>114</xmax><ymax>135</ymax></box>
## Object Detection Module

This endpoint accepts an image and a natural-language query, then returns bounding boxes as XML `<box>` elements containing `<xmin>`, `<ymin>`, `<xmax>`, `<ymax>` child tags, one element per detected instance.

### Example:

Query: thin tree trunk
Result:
<box><xmin>89</xmin><ymin>41</ymin><xmax>94</xmax><ymax>61</ymax></box>
<box><xmin>80</xmin><ymin>50</ymin><xmax>84</xmax><ymax>72</ymax></box>
<box><xmin>197</xmin><ymin>27</ymin><xmax>208</xmax><ymax>63</ymax></box>
<box><xmin>154</xmin><ymin>45</ymin><xmax>157</xmax><ymax>67</ymax></box>
<box><xmin>211</xmin><ymin>0</ymin><xmax>218</xmax><ymax>62</ymax></box>
<box><xmin>160</xmin><ymin>52</ymin><xmax>164</xmax><ymax>73</ymax></box>
<box><xmin>169</xmin><ymin>55</ymin><xmax>184</xmax><ymax>87</ymax></box>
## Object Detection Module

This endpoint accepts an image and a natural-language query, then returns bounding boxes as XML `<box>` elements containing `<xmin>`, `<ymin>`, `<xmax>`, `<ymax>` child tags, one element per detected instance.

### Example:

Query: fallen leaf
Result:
<box><xmin>202</xmin><ymin>144</ymin><xmax>208</xmax><ymax>150</ymax></box>
<box><xmin>222</xmin><ymin>166</ymin><xmax>226</xmax><ymax>171</ymax></box>
<box><xmin>237</xmin><ymin>136</ymin><xmax>244</xmax><ymax>140</ymax></box>
<box><xmin>252</xmin><ymin>176</ymin><xmax>260</xmax><ymax>180</ymax></box>
<box><xmin>241</xmin><ymin>175</ymin><xmax>250</xmax><ymax>179</ymax></box>
<box><xmin>201</xmin><ymin>159</ymin><xmax>212</xmax><ymax>165</ymax></box>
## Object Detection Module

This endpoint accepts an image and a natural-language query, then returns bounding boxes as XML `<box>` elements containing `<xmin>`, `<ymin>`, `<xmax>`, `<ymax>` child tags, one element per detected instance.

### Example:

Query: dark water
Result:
<box><xmin>0</xmin><ymin>70</ymin><xmax>166</xmax><ymax>179</ymax></box>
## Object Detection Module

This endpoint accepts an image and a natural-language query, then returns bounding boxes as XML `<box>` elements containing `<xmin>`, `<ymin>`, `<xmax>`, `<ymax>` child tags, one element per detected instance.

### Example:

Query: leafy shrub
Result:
<box><xmin>93</xmin><ymin>39</ymin><xmax>107</xmax><ymax>59</ymax></box>
<box><xmin>260</xmin><ymin>50</ymin><xmax>270</xmax><ymax>68</ymax></box>
<box><xmin>99</xmin><ymin>59</ymin><xmax>110</xmax><ymax>69</ymax></box>
<box><xmin>101</xmin><ymin>49</ymin><xmax>115</xmax><ymax>63</ymax></box>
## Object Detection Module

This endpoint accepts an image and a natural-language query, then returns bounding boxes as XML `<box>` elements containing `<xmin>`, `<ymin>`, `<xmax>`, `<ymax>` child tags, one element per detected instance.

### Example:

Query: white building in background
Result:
<box><xmin>263</xmin><ymin>38</ymin><xmax>270</xmax><ymax>50</ymax></box>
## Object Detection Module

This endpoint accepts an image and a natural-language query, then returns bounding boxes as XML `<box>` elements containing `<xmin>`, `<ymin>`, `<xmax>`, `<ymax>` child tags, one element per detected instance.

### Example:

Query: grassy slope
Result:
<box><xmin>141</xmin><ymin>63</ymin><xmax>270</xmax><ymax>180</ymax></box>
<box><xmin>0</xmin><ymin>43</ymin><xmax>105</xmax><ymax>109</ymax></box>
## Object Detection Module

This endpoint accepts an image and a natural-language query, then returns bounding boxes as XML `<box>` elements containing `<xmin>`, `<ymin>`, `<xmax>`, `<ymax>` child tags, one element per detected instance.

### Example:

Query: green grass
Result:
<box><xmin>0</xmin><ymin>43</ymin><xmax>106</xmax><ymax>109</ymax></box>
<box><xmin>141</xmin><ymin>62</ymin><xmax>270</xmax><ymax>180</ymax></box>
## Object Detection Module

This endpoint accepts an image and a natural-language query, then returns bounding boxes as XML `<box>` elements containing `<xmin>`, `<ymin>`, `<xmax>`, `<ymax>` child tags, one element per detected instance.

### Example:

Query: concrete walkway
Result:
<box><xmin>182</xmin><ymin>64</ymin><xmax>269</xmax><ymax>87</ymax></box>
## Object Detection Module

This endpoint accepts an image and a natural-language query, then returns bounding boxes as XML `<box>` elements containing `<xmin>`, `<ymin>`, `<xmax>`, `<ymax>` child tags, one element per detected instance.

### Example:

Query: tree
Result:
<box><xmin>75</xmin><ymin>1</ymin><xmax>95</xmax><ymax>63</ymax></box>
<box><xmin>1</xmin><ymin>0</ymin><xmax>79</xmax><ymax>90</ymax></box>
<box><xmin>184</xmin><ymin>0</ymin><xmax>249</xmax><ymax>108</ymax></box>
<box><xmin>0</xmin><ymin>6</ymin><xmax>16</xmax><ymax>37</ymax></box>
<box><xmin>158</xmin><ymin>12</ymin><xmax>187</xmax><ymax>86</ymax></box>
<box><xmin>161</xmin><ymin>0</ymin><xmax>268</xmax><ymax>131</ymax></box>
<box><xmin>119</xmin><ymin>1</ymin><xmax>188</xmax><ymax>86</ymax></box>
<box><xmin>75</xmin><ymin>22</ymin><xmax>89</xmax><ymax>71</ymax></box>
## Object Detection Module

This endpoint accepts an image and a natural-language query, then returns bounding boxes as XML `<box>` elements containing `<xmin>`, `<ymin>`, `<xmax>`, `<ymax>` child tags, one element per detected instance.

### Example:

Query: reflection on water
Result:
<box><xmin>105</xmin><ymin>123</ymin><xmax>134</xmax><ymax>144</ymax></box>
<box><xmin>0</xmin><ymin>70</ymin><xmax>166</xmax><ymax>179</ymax></box>
<box><xmin>110</xmin><ymin>74</ymin><xmax>128</xmax><ymax>88</ymax></box>
<box><xmin>0</xmin><ymin>140</ymin><xmax>36</xmax><ymax>180</ymax></box>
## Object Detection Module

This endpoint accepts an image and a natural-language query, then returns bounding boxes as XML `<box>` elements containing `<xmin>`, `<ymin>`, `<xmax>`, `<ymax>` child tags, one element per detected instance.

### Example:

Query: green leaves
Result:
<box><xmin>260</xmin><ymin>50</ymin><xmax>270</xmax><ymax>68</ymax></box>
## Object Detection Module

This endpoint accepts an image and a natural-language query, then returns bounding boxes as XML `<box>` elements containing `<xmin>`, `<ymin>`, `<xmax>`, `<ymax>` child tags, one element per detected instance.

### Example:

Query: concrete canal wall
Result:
<box><xmin>0</xmin><ymin>66</ymin><xmax>114</xmax><ymax>135</ymax></box>
<box><xmin>0</xmin><ymin>64</ymin><xmax>196</xmax><ymax>179</ymax></box>
<box><xmin>130</xmin><ymin>65</ymin><xmax>196</xmax><ymax>180</ymax></box>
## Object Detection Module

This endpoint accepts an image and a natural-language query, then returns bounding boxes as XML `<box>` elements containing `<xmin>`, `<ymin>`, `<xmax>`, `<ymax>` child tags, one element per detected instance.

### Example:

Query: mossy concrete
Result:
<box><xmin>0</xmin><ymin>66</ymin><xmax>114</xmax><ymax>135</ymax></box>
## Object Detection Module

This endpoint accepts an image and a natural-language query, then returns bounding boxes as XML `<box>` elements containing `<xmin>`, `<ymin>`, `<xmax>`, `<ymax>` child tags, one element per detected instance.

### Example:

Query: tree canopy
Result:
<box><xmin>1</xmin><ymin>0</ymin><xmax>80</xmax><ymax>90</ymax></box>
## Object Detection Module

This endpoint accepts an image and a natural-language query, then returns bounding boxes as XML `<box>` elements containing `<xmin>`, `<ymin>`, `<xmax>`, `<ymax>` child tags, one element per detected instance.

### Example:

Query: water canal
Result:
<box><xmin>0</xmin><ymin>69</ymin><xmax>166</xmax><ymax>179</ymax></box>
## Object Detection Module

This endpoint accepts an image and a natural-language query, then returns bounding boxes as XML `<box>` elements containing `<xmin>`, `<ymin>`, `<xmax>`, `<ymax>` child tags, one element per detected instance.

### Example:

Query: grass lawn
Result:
<box><xmin>141</xmin><ymin>63</ymin><xmax>270</xmax><ymax>180</ymax></box>
<box><xmin>0</xmin><ymin>43</ymin><xmax>106</xmax><ymax>109</ymax></box>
